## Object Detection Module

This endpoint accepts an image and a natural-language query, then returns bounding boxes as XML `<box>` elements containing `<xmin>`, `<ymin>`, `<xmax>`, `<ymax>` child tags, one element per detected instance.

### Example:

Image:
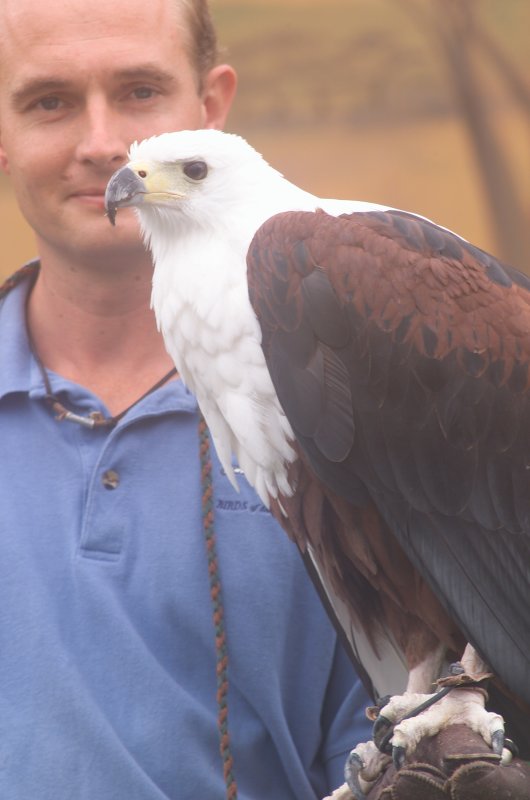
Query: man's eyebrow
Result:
<box><xmin>112</xmin><ymin>66</ymin><xmax>178</xmax><ymax>85</ymax></box>
<box><xmin>10</xmin><ymin>67</ymin><xmax>178</xmax><ymax>109</ymax></box>
<box><xmin>11</xmin><ymin>79</ymin><xmax>71</xmax><ymax>109</ymax></box>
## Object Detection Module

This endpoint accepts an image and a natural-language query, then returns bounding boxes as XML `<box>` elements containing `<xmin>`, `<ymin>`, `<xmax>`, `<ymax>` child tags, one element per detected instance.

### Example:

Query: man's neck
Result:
<box><xmin>26</xmin><ymin>250</ymin><xmax>177</xmax><ymax>415</ymax></box>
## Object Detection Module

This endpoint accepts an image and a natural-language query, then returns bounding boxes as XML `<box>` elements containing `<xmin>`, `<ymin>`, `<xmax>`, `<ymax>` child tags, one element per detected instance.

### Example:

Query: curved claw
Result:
<box><xmin>392</xmin><ymin>745</ymin><xmax>406</xmax><ymax>770</ymax></box>
<box><xmin>372</xmin><ymin>714</ymin><xmax>393</xmax><ymax>754</ymax></box>
<box><xmin>344</xmin><ymin>751</ymin><xmax>367</xmax><ymax>800</ymax></box>
<box><xmin>373</xmin><ymin>714</ymin><xmax>392</xmax><ymax>739</ymax></box>
<box><xmin>491</xmin><ymin>729</ymin><xmax>505</xmax><ymax>756</ymax></box>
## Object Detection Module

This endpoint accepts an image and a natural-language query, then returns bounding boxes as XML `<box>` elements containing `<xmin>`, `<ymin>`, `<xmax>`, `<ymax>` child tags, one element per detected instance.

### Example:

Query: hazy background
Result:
<box><xmin>1</xmin><ymin>0</ymin><xmax>528</xmax><ymax>277</ymax></box>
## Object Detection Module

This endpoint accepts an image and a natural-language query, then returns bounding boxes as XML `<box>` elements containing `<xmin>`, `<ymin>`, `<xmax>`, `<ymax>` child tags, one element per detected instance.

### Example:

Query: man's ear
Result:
<box><xmin>201</xmin><ymin>64</ymin><xmax>237</xmax><ymax>130</ymax></box>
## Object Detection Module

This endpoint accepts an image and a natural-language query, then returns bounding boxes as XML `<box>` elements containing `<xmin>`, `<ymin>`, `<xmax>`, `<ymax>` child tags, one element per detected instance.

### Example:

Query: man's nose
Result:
<box><xmin>75</xmin><ymin>96</ymin><xmax>128</xmax><ymax>168</ymax></box>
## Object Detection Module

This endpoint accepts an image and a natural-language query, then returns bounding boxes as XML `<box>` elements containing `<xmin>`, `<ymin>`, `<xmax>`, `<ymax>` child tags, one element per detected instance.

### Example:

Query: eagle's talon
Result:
<box><xmin>392</xmin><ymin>744</ymin><xmax>406</xmax><ymax>770</ymax></box>
<box><xmin>372</xmin><ymin>715</ymin><xmax>394</xmax><ymax>754</ymax></box>
<box><xmin>491</xmin><ymin>729</ymin><xmax>505</xmax><ymax>756</ymax></box>
<box><xmin>345</xmin><ymin>741</ymin><xmax>392</xmax><ymax>798</ymax></box>
<box><xmin>372</xmin><ymin>714</ymin><xmax>392</xmax><ymax>739</ymax></box>
<box><xmin>373</xmin><ymin>713</ymin><xmax>392</xmax><ymax>734</ymax></box>
<box><xmin>376</xmin><ymin>670</ymin><xmax>507</xmax><ymax>766</ymax></box>
<box><xmin>344</xmin><ymin>751</ymin><xmax>367</xmax><ymax>800</ymax></box>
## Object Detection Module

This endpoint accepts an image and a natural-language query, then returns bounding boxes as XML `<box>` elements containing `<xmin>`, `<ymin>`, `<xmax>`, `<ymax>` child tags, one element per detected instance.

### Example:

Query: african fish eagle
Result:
<box><xmin>104</xmin><ymin>129</ymin><xmax>530</xmax><ymax>792</ymax></box>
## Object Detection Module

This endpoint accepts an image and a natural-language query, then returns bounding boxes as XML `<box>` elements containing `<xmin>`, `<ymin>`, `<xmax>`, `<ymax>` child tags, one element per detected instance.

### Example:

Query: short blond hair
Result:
<box><xmin>177</xmin><ymin>0</ymin><xmax>219</xmax><ymax>89</ymax></box>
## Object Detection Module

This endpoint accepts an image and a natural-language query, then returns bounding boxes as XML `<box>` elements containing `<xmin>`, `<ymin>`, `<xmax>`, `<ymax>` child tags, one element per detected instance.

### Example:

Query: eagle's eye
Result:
<box><xmin>183</xmin><ymin>160</ymin><xmax>208</xmax><ymax>181</ymax></box>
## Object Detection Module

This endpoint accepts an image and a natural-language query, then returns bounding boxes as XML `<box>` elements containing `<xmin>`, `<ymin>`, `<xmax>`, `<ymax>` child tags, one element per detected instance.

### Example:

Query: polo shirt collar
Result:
<box><xmin>0</xmin><ymin>265</ymin><xmax>197</xmax><ymax>421</ymax></box>
<box><xmin>0</xmin><ymin>267</ymin><xmax>37</xmax><ymax>398</ymax></box>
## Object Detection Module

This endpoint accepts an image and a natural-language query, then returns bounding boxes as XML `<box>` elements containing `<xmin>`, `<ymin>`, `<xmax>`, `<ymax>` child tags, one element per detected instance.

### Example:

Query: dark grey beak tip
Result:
<box><xmin>106</xmin><ymin>205</ymin><xmax>117</xmax><ymax>226</ymax></box>
<box><xmin>104</xmin><ymin>166</ymin><xmax>144</xmax><ymax>227</ymax></box>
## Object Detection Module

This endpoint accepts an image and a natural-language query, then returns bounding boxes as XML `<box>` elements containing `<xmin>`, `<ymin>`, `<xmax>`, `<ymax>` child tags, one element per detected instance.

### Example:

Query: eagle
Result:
<box><xmin>105</xmin><ymin>129</ymin><xmax>530</xmax><ymax>790</ymax></box>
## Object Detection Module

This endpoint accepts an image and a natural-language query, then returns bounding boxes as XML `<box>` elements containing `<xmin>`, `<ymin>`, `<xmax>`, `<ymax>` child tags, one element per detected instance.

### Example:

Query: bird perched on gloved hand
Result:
<box><xmin>105</xmin><ymin>129</ymin><xmax>530</xmax><ymax>797</ymax></box>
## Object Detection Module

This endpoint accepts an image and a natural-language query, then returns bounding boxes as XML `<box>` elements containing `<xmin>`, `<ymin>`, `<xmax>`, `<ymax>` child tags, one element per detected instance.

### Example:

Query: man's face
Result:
<box><xmin>0</xmin><ymin>0</ymin><xmax>233</xmax><ymax>264</ymax></box>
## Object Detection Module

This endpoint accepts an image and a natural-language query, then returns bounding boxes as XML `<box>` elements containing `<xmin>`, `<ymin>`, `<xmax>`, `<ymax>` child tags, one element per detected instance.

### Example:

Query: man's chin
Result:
<box><xmin>72</xmin><ymin>232</ymin><xmax>148</xmax><ymax>264</ymax></box>
<box><xmin>73</xmin><ymin>205</ymin><xmax>144</xmax><ymax>249</ymax></box>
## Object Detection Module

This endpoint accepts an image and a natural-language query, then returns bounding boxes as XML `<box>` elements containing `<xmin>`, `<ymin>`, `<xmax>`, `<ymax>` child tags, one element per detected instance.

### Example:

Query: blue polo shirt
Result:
<box><xmin>0</xmin><ymin>273</ymin><xmax>371</xmax><ymax>799</ymax></box>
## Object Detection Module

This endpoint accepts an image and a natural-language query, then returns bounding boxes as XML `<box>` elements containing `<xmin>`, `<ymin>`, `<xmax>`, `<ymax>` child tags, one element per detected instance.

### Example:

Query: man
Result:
<box><xmin>0</xmin><ymin>0</ymin><xmax>372</xmax><ymax>798</ymax></box>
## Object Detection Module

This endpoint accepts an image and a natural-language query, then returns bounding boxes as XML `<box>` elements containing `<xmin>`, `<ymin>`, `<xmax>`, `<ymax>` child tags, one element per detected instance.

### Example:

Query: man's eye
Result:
<box><xmin>37</xmin><ymin>96</ymin><xmax>62</xmax><ymax>111</ymax></box>
<box><xmin>132</xmin><ymin>87</ymin><xmax>156</xmax><ymax>100</ymax></box>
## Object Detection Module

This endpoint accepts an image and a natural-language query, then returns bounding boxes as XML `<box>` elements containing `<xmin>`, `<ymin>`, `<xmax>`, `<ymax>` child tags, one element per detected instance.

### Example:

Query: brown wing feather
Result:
<box><xmin>272</xmin><ymin>450</ymin><xmax>464</xmax><ymax>670</ymax></box>
<box><xmin>247</xmin><ymin>208</ymin><xmax>530</xmax><ymax>738</ymax></box>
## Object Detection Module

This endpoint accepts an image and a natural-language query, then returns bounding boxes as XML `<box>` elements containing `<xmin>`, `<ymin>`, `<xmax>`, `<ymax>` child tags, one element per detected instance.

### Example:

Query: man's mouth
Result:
<box><xmin>69</xmin><ymin>189</ymin><xmax>108</xmax><ymax>208</ymax></box>
<box><xmin>70</xmin><ymin>188</ymin><xmax>106</xmax><ymax>197</ymax></box>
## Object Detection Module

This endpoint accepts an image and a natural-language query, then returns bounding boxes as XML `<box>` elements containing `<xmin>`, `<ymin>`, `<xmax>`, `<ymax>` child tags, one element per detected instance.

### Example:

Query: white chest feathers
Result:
<box><xmin>150</xmin><ymin>235</ymin><xmax>297</xmax><ymax>505</ymax></box>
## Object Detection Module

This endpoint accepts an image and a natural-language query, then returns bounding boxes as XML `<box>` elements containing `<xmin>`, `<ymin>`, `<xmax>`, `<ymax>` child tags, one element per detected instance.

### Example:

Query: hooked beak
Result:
<box><xmin>104</xmin><ymin>166</ymin><xmax>146</xmax><ymax>226</ymax></box>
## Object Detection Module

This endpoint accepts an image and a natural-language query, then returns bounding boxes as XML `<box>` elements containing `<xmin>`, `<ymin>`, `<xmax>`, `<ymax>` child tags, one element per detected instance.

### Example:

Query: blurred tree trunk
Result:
<box><xmin>402</xmin><ymin>0</ymin><xmax>529</xmax><ymax>272</ymax></box>
<box><xmin>473</xmin><ymin>23</ymin><xmax>530</xmax><ymax>118</ymax></box>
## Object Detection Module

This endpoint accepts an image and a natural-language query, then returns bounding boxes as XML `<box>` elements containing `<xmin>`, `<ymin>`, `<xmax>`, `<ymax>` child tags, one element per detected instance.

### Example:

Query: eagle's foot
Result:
<box><xmin>374</xmin><ymin>684</ymin><xmax>505</xmax><ymax>769</ymax></box>
<box><xmin>343</xmin><ymin>740</ymin><xmax>391</xmax><ymax>798</ymax></box>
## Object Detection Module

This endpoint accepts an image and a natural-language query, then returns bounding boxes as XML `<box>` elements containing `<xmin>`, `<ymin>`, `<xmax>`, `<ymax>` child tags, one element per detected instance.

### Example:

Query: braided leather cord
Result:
<box><xmin>0</xmin><ymin>260</ymin><xmax>40</xmax><ymax>300</ymax></box>
<box><xmin>199</xmin><ymin>415</ymin><xmax>238</xmax><ymax>799</ymax></box>
<box><xmin>0</xmin><ymin>263</ymin><xmax>238</xmax><ymax>799</ymax></box>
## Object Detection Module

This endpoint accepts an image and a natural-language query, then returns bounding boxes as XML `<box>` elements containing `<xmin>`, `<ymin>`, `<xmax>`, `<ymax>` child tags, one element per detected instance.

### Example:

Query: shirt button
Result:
<box><xmin>102</xmin><ymin>469</ymin><xmax>120</xmax><ymax>490</ymax></box>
